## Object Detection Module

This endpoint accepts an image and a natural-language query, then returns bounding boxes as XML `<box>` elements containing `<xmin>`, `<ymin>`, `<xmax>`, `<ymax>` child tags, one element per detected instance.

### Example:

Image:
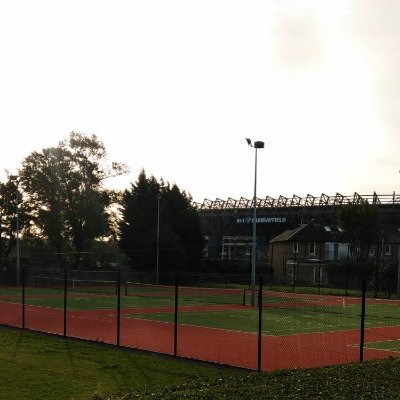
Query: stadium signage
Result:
<box><xmin>236</xmin><ymin>216</ymin><xmax>287</xmax><ymax>224</ymax></box>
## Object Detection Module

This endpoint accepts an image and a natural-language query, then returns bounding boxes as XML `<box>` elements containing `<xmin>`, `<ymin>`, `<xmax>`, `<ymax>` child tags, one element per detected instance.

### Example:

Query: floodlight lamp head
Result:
<box><xmin>156</xmin><ymin>194</ymin><xmax>161</xmax><ymax>200</ymax></box>
<box><xmin>254</xmin><ymin>141</ymin><xmax>265</xmax><ymax>149</ymax></box>
<box><xmin>245</xmin><ymin>138</ymin><xmax>252</xmax><ymax>146</ymax></box>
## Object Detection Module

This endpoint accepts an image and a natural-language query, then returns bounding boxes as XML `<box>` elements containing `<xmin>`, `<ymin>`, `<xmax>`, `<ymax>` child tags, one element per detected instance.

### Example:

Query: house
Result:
<box><xmin>268</xmin><ymin>221</ymin><xmax>348</xmax><ymax>284</ymax></box>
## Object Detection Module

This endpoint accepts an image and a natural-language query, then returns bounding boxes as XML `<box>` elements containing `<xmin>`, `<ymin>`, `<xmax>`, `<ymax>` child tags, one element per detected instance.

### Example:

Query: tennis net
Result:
<box><xmin>34</xmin><ymin>276</ymin><xmax>118</xmax><ymax>295</ymax></box>
<box><xmin>124</xmin><ymin>282</ymin><xmax>246</xmax><ymax>306</ymax></box>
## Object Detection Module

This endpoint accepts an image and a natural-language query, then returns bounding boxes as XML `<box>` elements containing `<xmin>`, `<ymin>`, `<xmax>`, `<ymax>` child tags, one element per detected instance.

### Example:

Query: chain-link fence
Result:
<box><xmin>1</xmin><ymin>267</ymin><xmax>400</xmax><ymax>371</ymax></box>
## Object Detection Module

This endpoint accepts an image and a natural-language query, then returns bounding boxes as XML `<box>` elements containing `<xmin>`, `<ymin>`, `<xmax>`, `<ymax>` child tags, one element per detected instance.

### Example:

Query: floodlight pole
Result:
<box><xmin>397</xmin><ymin>243</ymin><xmax>400</xmax><ymax>295</ymax></box>
<box><xmin>246</xmin><ymin>139</ymin><xmax>264</xmax><ymax>307</ymax></box>
<box><xmin>156</xmin><ymin>194</ymin><xmax>161</xmax><ymax>284</ymax></box>
<box><xmin>398</xmin><ymin>171</ymin><xmax>400</xmax><ymax>294</ymax></box>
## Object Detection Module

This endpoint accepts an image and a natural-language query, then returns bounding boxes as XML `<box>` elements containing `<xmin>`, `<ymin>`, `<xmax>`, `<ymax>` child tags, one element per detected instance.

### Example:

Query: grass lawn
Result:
<box><xmin>2</xmin><ymin>321</ymin><xmax>400</xmax><ymax>399</ymax></box>
<box><xmin>110</xmin><ymin>357</ymin><xmax>400</xmax><ymax>400</ymax></box>
<box><xmin>0</xmin><ymin>326</ymin><xmax>234</xmax><ymax>400</ymax></box>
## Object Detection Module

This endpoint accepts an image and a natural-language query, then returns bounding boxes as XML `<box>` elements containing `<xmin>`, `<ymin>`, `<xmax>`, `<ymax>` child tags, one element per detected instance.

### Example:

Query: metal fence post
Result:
<box><xmin>22</xmin><ymin>267</ymin><xmax>25</xmax><ymax>329</ymax></box>
<box><xmin>345</xmin><ymin>246</ymin><xmax>350</xmax><ymax>296</ymax></box>
<box><xmin>360</xmin><ymin>280</ymin><xmax>366</xmax><ymax>362</ymax></box>
<box><xmin>292</xmin><ymin>255</ymin><xmax>297</xmax><ymax>293</ymax></box>
<box><xmin>374</xmin><ymin>243</ymin><xmax>380</xmax><ymax>298</ymax></box>
<box><xmin>318</xmin><ymin>243</ymin><xmax>322</xmax><ymax>295</ymax></box>
<box><xmin>174</xmin><ymin>273</ymin><xmax>179</xmax><ymax>357</ymax></box>
<box><xmin>257</xmin><ymin>277</ymin><xmax>263</xmax><ymax>372</ymax></box>
<box><xmin>63</xmin><ymin>267</ymin><xmax>68</xmax><ymax>337</ymax></box>
<box><xmin>117</xmin><ymin>271</ymin><xmax>121</xmax><ymax>346</ymax></box>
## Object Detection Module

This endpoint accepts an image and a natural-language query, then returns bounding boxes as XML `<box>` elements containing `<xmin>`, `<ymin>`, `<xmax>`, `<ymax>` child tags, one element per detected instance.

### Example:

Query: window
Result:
<box><xmin>309</xmin><ymin>242</ymin><xmax>316</xmax><ymax>255</ymax></box>
<box><xmin>293</xmin><ymin>242</ymin><xmax>298</xmax><ymax>254</ymax></box>
<box><xmin>385</xmin><ymin>244</ymin><xmax>392</xmax><ymax>256</ymax></box>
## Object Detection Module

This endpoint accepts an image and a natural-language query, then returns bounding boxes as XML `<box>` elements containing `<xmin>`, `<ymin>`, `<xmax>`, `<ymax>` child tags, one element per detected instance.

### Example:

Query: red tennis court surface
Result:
<box><xmin>1</xmin><ymin>301</ymin><xmax>400</xmax><ymax>371</ymax></box>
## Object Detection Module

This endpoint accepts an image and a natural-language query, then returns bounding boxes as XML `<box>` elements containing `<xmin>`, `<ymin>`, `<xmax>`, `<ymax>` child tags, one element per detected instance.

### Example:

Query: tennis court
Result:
<box><xmin>1</xmin><ymin>272</ymin><xmax>400</xmax><ymax>371</ymax></box>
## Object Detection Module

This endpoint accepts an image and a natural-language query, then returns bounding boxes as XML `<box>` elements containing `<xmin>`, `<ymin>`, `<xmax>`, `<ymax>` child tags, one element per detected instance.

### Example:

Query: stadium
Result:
<box><xmin>195</xmin><ymin>192</ymin><xmax>400</xmax><ymax>273</ymax></box>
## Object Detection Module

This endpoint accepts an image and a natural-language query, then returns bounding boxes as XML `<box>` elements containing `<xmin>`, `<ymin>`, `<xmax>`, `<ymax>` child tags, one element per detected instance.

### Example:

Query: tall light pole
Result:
<box><xmin>10</xmin><ymin>175</ymin><xmax>20</xmax><ymax>286</ymax></box>
<box><xmin>246</xmin><ymin>139</ymin><xmax>265</xmax><ymax>306</ymax></box>
<box><xmin>156</xmin><ymin>193</ymin><xmax>161</xmax><ymax>284</ymax></box>
<box><xmin>398</xmin><ymin>170</ymin><xmax>400</xmax><ymax>294</ymax></box>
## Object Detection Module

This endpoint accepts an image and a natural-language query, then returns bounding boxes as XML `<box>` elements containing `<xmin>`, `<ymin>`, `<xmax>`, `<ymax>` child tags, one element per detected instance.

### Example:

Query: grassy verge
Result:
<box><xmin>0</xmin><ymin>326</ymin><xmax>236</xmax><ymax>400</ymax></box>
<box><xmin>105</xmin><ymin>358</ymin><xmax>400</xmax><ymax>400</ymax></box>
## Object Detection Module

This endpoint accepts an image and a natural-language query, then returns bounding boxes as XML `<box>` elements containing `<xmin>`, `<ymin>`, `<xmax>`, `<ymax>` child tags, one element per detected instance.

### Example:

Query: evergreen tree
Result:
<box><xmin>337</xmin><ymin>202</ymin><xmax>379</xmax><ymax>260</ymax></box>
<box><xmin>0</xmin><ymin>177</ymin><xmax>27</xmax><ymax>261</ymax></box>
<box><xmin>119</xmin><ymin>170</ymin><xmax>204</xmax><ymax>273</ymax></box>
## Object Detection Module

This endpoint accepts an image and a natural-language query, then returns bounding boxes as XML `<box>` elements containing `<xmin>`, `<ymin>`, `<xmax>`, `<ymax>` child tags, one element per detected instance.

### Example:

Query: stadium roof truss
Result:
<box><xmin>193</xmin><ymin>192</ymin><xmax>400</xmax><ymax>211</ymax></box>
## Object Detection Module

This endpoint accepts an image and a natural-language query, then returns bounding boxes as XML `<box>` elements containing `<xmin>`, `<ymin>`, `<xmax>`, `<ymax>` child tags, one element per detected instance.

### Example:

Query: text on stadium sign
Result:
<box><xmin>236</xmin><ymin>217</ymin><xmax>287</xmax><ymax>224</ymax></box>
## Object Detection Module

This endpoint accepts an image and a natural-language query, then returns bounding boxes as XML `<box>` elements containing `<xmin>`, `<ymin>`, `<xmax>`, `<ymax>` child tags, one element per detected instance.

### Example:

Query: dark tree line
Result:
<box><xmin>0</xmin><ymin>179</ymin><xmax>26</xmax><ymax>260</ymax></box>
<box><xmin>0</xmin><ymin>132</ymin><xmax>204</xmax><ymax>271</ymax></box>
<box><xmin>337</xmin><ymin>202</ymin><xmax>379</xmax><ymax>261</ymax></box>
<box><xmin>119</xmin><ymin>170</ymin><xmax>204</xmax><ymax>272</ymax></box>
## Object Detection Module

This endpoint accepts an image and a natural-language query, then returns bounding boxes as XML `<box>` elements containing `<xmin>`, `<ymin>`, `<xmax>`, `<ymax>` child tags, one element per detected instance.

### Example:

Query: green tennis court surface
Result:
<box><xmin>0</xmin><ymin>283</ymin><xmax>328</xmax><ymax>311</ymax></box>
<box><xmin>123</xmin><ymin>303</ymin><xmax>400</xmax><ymax>336</ymax></box>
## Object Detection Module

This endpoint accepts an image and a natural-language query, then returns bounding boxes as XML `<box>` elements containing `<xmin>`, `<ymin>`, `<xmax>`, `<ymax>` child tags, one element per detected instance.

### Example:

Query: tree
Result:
<box><xmin>337</xmin><ymin>202</ymin><xmax>379</xmax><ymax>261</ymax></box>
<box><xmin>160</xmin><ymin>183</ymin><xmax>204</xmax><ymax>271</ymax></box>
<box><xmin>119</xmin><ymin>170</ymin><xmax>204</xmax><ymax>273</ymax></box>
<box><xmin>19</xmin><ymin>132</ymin><xmax>127</xmax><ymax>266</ymax></box>
<box><xmin>0</xmin><ymin>177</ymin><xmax>26</xmax><ymax>262</ymax></box>
<box><xmin>119</xmin><ymin>170</ymin><xmax>161</xmax><ymax>270</ymax></box>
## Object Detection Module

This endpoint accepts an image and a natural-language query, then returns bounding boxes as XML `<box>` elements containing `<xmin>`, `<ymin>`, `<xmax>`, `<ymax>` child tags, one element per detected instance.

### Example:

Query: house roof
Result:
<box><xmin>269</xmin><ymin>221</ymin><xmax>342</xmax><ymax>243</ymax></box>
<box><xmin>269</xmin><ymin>225</ymin><xmax>307</xmax><ymax>243</ymax></box>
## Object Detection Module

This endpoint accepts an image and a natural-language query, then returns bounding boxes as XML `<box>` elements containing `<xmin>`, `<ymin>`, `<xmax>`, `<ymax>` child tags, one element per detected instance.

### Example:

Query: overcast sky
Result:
<box><xmin>1</xmin><ymin>0</ymin><xmax>399</xmax><ymax>203</ymax></box>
